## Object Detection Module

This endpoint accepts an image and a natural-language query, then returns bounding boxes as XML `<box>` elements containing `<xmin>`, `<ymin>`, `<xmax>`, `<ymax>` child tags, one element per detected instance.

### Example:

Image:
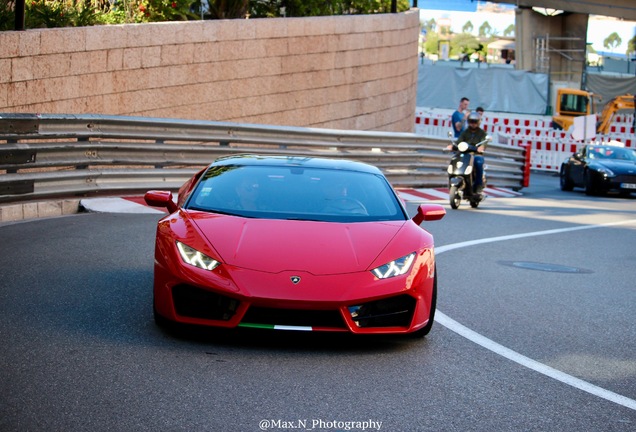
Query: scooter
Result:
<box><xmin>445</xmin><ymin>131</ymin><xmax>491</xmax><ymax>209</ymax></box>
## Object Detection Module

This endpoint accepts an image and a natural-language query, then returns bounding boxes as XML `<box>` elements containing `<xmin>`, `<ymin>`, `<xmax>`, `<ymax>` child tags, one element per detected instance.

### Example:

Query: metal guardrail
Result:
<box><xmin>0</xmin><ymin>113</ymin><xmax>529</xmax><ymax>203</ymax></box>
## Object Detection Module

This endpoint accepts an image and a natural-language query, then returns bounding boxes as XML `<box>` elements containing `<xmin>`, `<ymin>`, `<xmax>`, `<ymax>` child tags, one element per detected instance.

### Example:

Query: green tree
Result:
<box><xmin>252</xmin><ymin>0</ymin><xmax>411</xmax><ymax>18</ymax></box>
<box><xmin>451</xmin><ymin>32</ymin><xmax>480</xmax><ymax>58</ymax></box>
<box><xmin>421</xmin><ymin>18</ymin><xmax>436</xmax><ymax>33</ymax></box>
<box><xmin>504</xmin><ymin>24</ymin><xmax>514</xmax><ymax>37</ymax></box>
<box><xmin>603</xmin><ymin>32</ymin><xmax>622</xmax><ymax>52</ymax></box>
<box><xmin>0</xmin><ymin>0</ymin><xmax>15</xmax><ymax>30</ymax></box>
<box><xmin>209</xmin><ymin>0</ymin><xmax>249</xmax><ymax>19</ymax></box>
<box><xmin>25</xmin><ymin>0</ymin><xmax>102</xmax><ymax>28</ymax></box>
<box><xmin>478</xmin><ymin>21</ymin><xmax>492</xmax><ymax>37</ymax></box>
<box><xmin>3</xmin><ymin>0</ymin><xmax>414</xmax><ymax>29</ymax></box>
<box><xmin>423</xmin><ymin>31</ymin><xmax>439</xmax><ymax>55</ymax></box>
<box><xmin>628</xmin><ymin>35</ymin><xmax>636</xmax><ymax>55</ymax></box>
<box><xmin>462</xmin><ymin>20</ymin><xmax>473</xmax><ymax>34</ymax></box>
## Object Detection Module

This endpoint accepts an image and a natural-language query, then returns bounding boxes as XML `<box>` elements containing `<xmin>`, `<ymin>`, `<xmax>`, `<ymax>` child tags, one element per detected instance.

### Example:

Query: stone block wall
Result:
<box><xmin>0</xmin><ymin>10</ymin><xmax>419</xmax><ymax>132</ymax></box>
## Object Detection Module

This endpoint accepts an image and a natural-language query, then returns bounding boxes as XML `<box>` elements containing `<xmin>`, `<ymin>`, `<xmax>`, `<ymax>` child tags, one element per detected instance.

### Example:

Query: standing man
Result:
<box><xmin>452</xmin><ymin>97</ymin><xmax>470</xmax><ymax>138</ymax></box>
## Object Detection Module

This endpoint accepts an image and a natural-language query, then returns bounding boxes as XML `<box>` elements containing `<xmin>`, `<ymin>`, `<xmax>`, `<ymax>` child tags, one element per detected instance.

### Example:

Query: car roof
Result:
<box><xmin>211</xmin><ymin>154</ymin><xmax>383</xmax><ymax>175</ymax></box>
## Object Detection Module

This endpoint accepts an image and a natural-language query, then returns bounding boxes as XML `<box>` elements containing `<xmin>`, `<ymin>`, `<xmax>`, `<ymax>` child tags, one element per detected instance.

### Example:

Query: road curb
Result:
<box><xmin>0</xmin><ymin>199</ymin><xmax>81</xmax><ymax>224</ymax></box>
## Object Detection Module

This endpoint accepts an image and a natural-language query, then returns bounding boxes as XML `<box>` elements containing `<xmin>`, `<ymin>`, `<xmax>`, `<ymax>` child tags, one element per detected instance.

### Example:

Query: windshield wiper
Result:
<box><xmin>285</xmin><ymin>217</ymin><xmax>326</xmax><ymax>222</ymax></box>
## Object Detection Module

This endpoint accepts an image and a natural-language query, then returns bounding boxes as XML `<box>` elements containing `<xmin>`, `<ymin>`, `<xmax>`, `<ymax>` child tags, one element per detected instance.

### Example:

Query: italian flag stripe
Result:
<box><xmin>239</xmin><ymin>323</ymin><xmax>313</xmax><ymax>331</ymax></box>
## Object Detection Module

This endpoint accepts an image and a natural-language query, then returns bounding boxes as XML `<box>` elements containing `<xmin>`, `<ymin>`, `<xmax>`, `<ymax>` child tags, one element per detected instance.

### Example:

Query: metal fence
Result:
<box><xmin>0</xmin><ymin>113</ymin><xmax>529</xmax><ymax>203</ymax></box>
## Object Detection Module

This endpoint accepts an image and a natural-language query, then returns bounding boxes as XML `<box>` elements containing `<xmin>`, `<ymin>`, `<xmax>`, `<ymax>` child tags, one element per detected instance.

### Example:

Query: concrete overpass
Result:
<box><xmin>480</xmin><ymin>0</ymin><xmax>636</xmax><ymax>90</ymax></box>
<box><xmin>489</xmin><ymin>0</ymin><xmax>635</xmax><ymax>21</ymax></box>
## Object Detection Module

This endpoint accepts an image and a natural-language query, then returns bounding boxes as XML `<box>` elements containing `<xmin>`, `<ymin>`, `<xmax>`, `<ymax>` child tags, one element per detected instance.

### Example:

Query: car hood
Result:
<box><xmin>190</xmin><ymin>213</ymin><xmax>407</xmax><ymax>275</ymax></box>
<box><xmin>594</xmin><ymin>159</ymin><xmax>636</xmax><ymax>173</ymax></box>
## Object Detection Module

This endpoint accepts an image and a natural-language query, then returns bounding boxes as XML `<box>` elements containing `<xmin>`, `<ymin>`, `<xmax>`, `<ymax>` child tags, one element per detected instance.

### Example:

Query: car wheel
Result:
<box><xmin>411</xmin><ymin>268</ymin><xmax>437</xmax><ymax>338</ymax></box>
<box><xmin>584</xmin><ymin>170</ymin><xmax>599</xmax><ymax>196</ymax></box>
<box><xmin>560</xmin><ymin>166</ymin><xmax>574</xmax><ymax>191</ymax></box>
<box><xmin>449</xmin><ymin>186</ymin><xmax>460</xmax><ymax>209</ymax></box>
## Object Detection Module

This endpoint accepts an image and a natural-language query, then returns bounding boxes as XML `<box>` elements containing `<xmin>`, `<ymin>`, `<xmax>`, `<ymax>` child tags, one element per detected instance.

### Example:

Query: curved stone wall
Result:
<box><xmin>0</xmin><ymin>11</ymin><xmax>419</xmax><ymax>132</ymax></box>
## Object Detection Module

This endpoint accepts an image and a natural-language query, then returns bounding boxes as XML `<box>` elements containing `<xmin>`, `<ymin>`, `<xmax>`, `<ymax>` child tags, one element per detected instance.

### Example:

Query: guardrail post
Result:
<box><xmin>76</xmin><ymin>137</ymin><xmax>90</xmax><ymax>170</ymax></box>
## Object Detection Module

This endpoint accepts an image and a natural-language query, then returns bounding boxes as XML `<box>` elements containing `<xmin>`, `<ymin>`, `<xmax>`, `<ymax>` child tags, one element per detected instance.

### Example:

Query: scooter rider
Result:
<box><xmin>448</xmin><ymin>112</ymin><xmax>487</xmax><ymax>194</ymax></box>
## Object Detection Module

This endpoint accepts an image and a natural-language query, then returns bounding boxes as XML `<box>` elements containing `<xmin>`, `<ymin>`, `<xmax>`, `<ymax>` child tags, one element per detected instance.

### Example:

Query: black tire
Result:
<box><xmin>584</xmin><ymin>170</ymin><xmax>600</xmax><ymax>196</ymax></box>
<box><xmin>560</xmin><ymin>166</ymin><xmax>574</xmax><ymax>191</ymax></box>
<box><xmin>449</xmin><ymin>186</ymin><xmax>460</xmax><ymax>209</ymax></box>
<box><xmin>469</xmin><ymin>198</ymin><xmax>480</xmax><ymax>208</ymax></box>
<box><xmin>411</xmin><ymin>268</ymin><xmax>437</xmax><ymax>338</ymax></box>
<box><xmin>153</xmin><ymin>300</ymin><xmax>177</xmax><ymax>331</ymax></box>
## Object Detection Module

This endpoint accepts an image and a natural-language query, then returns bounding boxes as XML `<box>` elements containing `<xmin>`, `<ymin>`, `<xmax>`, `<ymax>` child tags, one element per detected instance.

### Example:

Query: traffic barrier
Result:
<box><xmin>414</xmin><ymin>117</ymin><xmax>452</xmax><ymax>137</ymax></box>
<box><xmin>416</xmin><ymin>108</ymin><xmax>635</xmax><ymax>173</ymax></box>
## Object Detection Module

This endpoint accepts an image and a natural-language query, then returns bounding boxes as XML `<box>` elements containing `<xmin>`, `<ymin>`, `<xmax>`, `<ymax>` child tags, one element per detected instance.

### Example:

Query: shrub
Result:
<box><xmin>0</xmin><ymin>0</ymin><xmax>411</xmax><ymax>30</ymax></box>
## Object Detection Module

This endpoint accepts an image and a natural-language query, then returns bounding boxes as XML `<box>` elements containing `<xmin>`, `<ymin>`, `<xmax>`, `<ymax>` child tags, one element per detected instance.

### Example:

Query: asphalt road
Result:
<box><xmin>1</xmin><ymin>172</ymin><xmax>635</xmax><ymax>432</ymax></box>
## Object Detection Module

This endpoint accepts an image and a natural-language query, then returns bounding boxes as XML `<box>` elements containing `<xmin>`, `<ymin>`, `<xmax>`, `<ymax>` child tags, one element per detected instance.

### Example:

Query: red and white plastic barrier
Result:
<box><xmin>415</xmin><ymin>108</ymin><xmax>635</xmax><ymax>173</ymax></box>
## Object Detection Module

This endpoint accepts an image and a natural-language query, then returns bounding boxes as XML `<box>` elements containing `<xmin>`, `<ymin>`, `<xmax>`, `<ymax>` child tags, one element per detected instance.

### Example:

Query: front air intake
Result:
<box><xmin>172</xmin><ymin>285</ymin><xmax>239</xmax><ymax>321</ymax></box>
<box><xmin>349</xmin><ymin>295</ymin><xmax>416</xmax><ymax>328</ymax></box>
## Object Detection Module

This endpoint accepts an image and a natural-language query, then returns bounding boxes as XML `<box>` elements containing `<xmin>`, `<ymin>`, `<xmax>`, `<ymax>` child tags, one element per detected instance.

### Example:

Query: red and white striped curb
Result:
<box><xmin>80</xmin><ymin>196</ymin><xmax>168</xmax><ymax>214</ymax></box>
<box><xmin>396</xmin><ymin>186</ymin><xmax>522</xmax><ymax>202</ymax></box>
<box><xmin>80</xmin><ymin>187</ymin><xmax>522</xmax><ymax>214</ymax></box>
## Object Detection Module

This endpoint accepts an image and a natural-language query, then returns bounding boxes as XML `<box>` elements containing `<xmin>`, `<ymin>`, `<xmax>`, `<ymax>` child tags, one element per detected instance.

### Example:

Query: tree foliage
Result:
<box><xmin>478</xmin><ymin>21</ymin><xmax>492</xmax><ymax>37</ymax></box>
<box><xmin>423</xmin><ymin>31</ymin><xmax>439</xmax><ymax>55</ymax></box>
<box><xmin>0</xmin><ymin>0</ymin><xmax>412</xmax><ymax>29</ymax></box>
<box><xmin>1</xmin><ymin>1</ymin><xmax>14</xmax><ymax>30</ymax></box>
<box><xmin>209</xmin><ymin>0</ymin><xmax>249</xmax><ymax>19</ymax></box>
<box><xmin>603</xmin><ymin>32</ymin><xmax>622</xmax><ymax>51</ymax></box>
<box><xmin>250</xmin><ymin>0</ymin><xmax>414</xmax><ymax>19</ymax></box>
<box><xmin>628</xmin><ymin>35</ymin><xmax>636</xmax><ymax>55</ymax></box>
<box><xmin>503</xmin><ymin>24</ymin><xmax>514</xmax><ymax>37</ymax></box>
<box><xmin>450</xmin><ymin>32</ymin><xmax>480</xmax><ymax>58</ymax></box>
<box><xmin>421</xmin><ymin>17</ymin><xmax>436</xmax><ymax>33</ymax></box>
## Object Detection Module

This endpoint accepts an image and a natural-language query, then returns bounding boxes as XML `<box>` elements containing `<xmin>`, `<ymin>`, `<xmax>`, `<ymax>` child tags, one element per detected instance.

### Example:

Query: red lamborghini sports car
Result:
<box><xmin>145</xmin><ymin>155</ymin><xmax>445</xmax><ymax>337</ymax></box>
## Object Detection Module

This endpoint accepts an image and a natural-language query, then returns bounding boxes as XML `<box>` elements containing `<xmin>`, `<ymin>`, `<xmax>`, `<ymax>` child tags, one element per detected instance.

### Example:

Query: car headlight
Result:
<box><xmin>595</xmin><ymin>166</ymin><xmax>615</xmax><ymax>177</ymax></box>
<box><xmin>371</xmin><ymin>252</ymin><xmax>416</xmax><ymax>279</ymax></box>
<box><xmin>176</xmin><ymin>241</ymin><xmax>220</xmax><ymax>271</ymax></box>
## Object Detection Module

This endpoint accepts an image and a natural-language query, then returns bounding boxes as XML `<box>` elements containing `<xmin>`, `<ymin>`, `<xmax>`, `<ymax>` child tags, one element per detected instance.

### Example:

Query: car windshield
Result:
<box><xmin>587</xmin><ymin>146</ymin><xmax>636</xmax><ymax>161</ymax></box>
<box><xmin>184</xmin><ymin>164</ymin><xmax>407</xmax><ymax>222</ymax></box>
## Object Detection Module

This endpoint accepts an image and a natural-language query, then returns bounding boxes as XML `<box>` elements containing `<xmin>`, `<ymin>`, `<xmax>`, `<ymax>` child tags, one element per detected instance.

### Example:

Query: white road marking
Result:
<box><xmin>435</xmin><ymin>218</ymin><xmax>636</xmax><ymax>411</ymax></box>
<box><xmin>435</xmin><ymin>312</ymin><xmax>636</xmax><ymax>411</ymax></box>
<box><xmin>435</xmin><ymin>219</ymin><xmax>636</xmax><ymax>255</ymax></box>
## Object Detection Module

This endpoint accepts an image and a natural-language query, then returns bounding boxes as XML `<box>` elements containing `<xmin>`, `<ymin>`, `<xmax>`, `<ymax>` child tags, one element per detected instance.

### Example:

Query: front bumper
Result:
<box><xmin>153</xmin><ymin>260</ymin><xmax>435</xmax><ymax>335</ymax></box>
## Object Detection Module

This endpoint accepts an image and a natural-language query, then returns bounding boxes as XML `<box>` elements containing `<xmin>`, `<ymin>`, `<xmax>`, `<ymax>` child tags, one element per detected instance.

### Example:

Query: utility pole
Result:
<box><xmin>15</xmin><ymin>0</ymin><xmax>25</xmax><ymax>30</ymax></box>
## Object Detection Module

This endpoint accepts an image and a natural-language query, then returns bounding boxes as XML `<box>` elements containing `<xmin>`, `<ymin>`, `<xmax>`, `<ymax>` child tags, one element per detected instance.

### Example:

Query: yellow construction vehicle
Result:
<box><xmin>551</xmin><ymin>88</ymin><xmax>635</xmax><ymax>134</ymax></box>
<box><xmin>597</xmin><ymin>94</ymin><xmax>636</xmax><ymax>134</ymax></box>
